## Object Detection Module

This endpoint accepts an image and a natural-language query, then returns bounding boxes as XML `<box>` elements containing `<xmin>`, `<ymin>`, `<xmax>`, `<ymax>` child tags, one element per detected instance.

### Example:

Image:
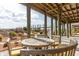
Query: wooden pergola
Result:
<box><xmin>21</xmin><ymin>3</ymin><xmax>79</xmax><ymax>43</ymax></box>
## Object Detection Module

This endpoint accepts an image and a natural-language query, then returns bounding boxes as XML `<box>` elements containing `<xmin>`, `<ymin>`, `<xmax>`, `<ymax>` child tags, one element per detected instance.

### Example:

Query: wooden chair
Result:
<box><xmin>52</xmin><ymin>35</ymin><xmax>60</xmax><ymax>44</ymax></box>
<box><xmin>36</xmin><ymin>34</ymin><xmax>48</xmax><ymax>38</ymax></box>
<box><xmin>7</xmin><ymin>39</ymin><xmax>23</xmax><ymax>56</ymax></box>
<box><xmin>20</xmin><ymin>40</ymin><xmax>78</xmax><ymax>56</ymax></box>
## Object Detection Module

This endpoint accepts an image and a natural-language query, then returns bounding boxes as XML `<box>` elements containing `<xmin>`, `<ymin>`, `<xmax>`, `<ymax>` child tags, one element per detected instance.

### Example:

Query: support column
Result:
<box><xmin>58</xmin><ymin>4</ymin><xmax>62</xmax><ymax>44</ymax></box>
<box><xmin>55</xmin><ymin>18</ymin><xmax>57</xmax><ymax>35</ymax></box>
<box><xmin>27</xmin><ymin>4</ymin><xmax>31</xmax><ymax>38</ymax></box>
<box><xmin>51</xmin><ymin>17</ymin><xmax>53</xmax><ymax>36</ymax></box>
<box><xmin>62</xmin><ymin>23</ymin><xmax>65</xmax><ymax>36</ymax></box>
<box><xmin>44</xmin><ymin>12</ymin><xmax>47</xmax><ymax>37</ymax></box>
<box><xmin>67</xmin><ymin>21</ymin><xmax>69</xmax><ymax>38</ymax></box>
<box><xmin>57</xmin><ymin>14</ymin><xmax>61</xmax><ymax>44</ymax></box>
<box><xmin>63</xmin><ymin>23</ymin><xmax>65</xmax><ymax>36</ymax></box>
<box><xmin>69</xmin><ymin>23</ymin><xmax>72</xmax><ymax>36</ymax></box>
<box><xmin>57</xmin><ymin>16</ymin><xmax>60</xmax><ymax>35</ymax></box>
<box><xmin>61</xmin><ymin>23</ymin><xmax>63</xmax><ymax>36</ymax></box>
<box><xmin>59</xmin><ymin>19</ymin><xmax>61</xmax><ymax>43</ymax></box>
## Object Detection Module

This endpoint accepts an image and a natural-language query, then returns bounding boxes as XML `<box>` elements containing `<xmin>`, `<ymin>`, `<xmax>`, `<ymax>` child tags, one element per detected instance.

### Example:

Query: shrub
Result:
<box><xmin>9</xmin><ymin>31</ymin><xmax>17</xmax><ymax>37</ymax></box>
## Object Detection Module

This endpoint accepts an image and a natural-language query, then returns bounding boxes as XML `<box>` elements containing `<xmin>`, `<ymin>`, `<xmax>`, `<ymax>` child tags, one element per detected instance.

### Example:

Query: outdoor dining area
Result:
<box><xmin>0</xmin><ymin>3</ymin><xmax>79</xmax><ymax>56</ymax></box>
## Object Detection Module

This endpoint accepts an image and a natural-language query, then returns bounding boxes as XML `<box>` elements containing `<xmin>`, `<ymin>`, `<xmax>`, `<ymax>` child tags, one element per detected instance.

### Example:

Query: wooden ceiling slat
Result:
<box><xmin>65</xmin><ymin>5</ymin><xmax>71</xmax><ymax>11</ymax></box>
<box><xmin>22</xmin><ymin>3</ymin><xmax>79</xmax><ymax>23</ymax></box>
<box><xmin>39</xmin><ymin>3</ymin><xmax>57</xmax><ymax>16</ymax></box>
<box><xmin>70</xmin><ymin>4</ymin><xmax>75</xmax><ymax>21</ymax></box>
<box><xmin>62</xmin><ymin>7</ymin><xmax>66</xmax><ymax>12</ymax></box>
<box><xmin>70</xmin><ymin>4</ymin><xmax>76</xmax><ymax>9</ymax></box>
<box><xmin>46</xmin><ymin>3</ymin><xmax>58</xmax><ymax>14</ymax></box>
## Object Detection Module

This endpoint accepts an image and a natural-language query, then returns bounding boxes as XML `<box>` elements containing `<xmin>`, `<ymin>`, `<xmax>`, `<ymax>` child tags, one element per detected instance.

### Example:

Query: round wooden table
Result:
<box><xmin>21</xmin><ymin>38</ymin><xmax>49</xmax><ymax>49</ymax></box>
<box><xmin>34</xmin><ymin>38</ymin><xmax>58</xmax><ymax>48</ymax></box>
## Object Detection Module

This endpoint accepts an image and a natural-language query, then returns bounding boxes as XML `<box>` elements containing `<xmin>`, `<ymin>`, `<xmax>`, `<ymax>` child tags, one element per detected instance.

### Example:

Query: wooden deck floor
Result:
<box><xmin>0</xmin><ymin>36</ymin><xmax>79</xmax><ymax>56</ymax></box>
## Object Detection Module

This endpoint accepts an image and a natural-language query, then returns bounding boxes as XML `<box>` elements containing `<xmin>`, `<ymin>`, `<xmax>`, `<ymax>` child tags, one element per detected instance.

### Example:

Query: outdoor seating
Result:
<box><xmin>52</xmin><ymin>35</ymin><xmax>60</xmax><ymax>44</ymax></box>
<box><xmin>0</xmin><ymin>42</ymin><xmax>8</xmax><ymax>52</ymax></box>
<box><xmin>7</xmin><ymin>39</ymin><xmax>23</xmax><ymax>56</ymax></box>
<box><xmin>20</xmin><ymin>40</ymin><xmax>78</xmax><ymax>56</ymax></box>
<box><xmin>36</xmin><ymin>34</ymin><xmax>49</xmax><ymax>38</ymax></box>
<box><xmin>0</xmin><ymin>3</ymin><xmax>79</xmax><ymax>56</ymax></box>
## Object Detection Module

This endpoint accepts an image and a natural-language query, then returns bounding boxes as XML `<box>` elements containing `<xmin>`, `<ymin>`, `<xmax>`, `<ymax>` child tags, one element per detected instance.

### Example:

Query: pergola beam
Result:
<box><xmin>40</xmin><ymin>4</ymin><xmax>57</xmax><ymax>16</ymax></box>
<box><xmin>46</xmin><ymin>3</ymin><xmax>58</xmax><ymax>14</ymax></box>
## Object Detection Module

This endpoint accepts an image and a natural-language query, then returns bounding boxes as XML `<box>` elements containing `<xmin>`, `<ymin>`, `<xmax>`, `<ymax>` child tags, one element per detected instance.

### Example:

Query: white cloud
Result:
<box><xmin>0</xmin><ymin>2</ymin><xmax>27</xmax><ymax>29</ymax></box>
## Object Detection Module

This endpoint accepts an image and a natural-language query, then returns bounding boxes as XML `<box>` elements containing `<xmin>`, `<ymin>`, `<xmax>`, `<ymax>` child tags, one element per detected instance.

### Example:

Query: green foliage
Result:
<box><xmin>9</xmin><ymin>31</ymin><xmax>17</xmax><ymax>37</ymax></box>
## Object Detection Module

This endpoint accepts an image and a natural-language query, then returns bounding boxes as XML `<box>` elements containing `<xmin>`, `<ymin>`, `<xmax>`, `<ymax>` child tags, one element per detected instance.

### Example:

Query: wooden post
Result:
<box><xmin>57</xmin><ymin>14</ymin><xmax>61</xmax><ymax>44</ymax></box>
<box><xmin>44</xmin><ymin>12</ymin><xmax>47</xmax><ymax>37</ymax></box>
<box><xmin>57</xmin><ymin>15</ymin><xmax>60</xmax><ymax>35</ymax></box>
<box><xmin>27</xmin><ymin>4</ymin><xmax>31</xmax><ymax>38</ymax></box>
<box><xmin>57</xmin><ymin>4</ymin><xmax>62</xmax><ymax>44</ymax></box>
<box><xmin>51</xmin><ymin>17</ymin><xmax>53</xmax><ymax>38</ymax></box>
<box><xmin>62</xmin><ymin>23</ymin><xmax>65</xmax><ymax>36</ymax></box>
<box><xmin>61</xmin><ymin>23</ymin><xmax>63</xmax><ymax>36</ymax></box>
<box><xmin>67</xmin><ymin>21</ymin><xmax>69</xmax><ymax>38</ymax></box>
<box><xmin>63</xmin><ymin>23</ymin><xmax>65</xmax><ymax>36</ymax></box>
<box><xmin>59</xmin><ymin>21</ymin><xmax>61</xmax><ymax>43</ymax></box>
<box><xmin>55</xmin><ymin>17</ymin><xmax>57</xmax><ymax>35</ymax></box>
<box><xmin>69</xmin><ymin>23</ymin><xmax>72</xmax><ymax>36</ymax></box>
